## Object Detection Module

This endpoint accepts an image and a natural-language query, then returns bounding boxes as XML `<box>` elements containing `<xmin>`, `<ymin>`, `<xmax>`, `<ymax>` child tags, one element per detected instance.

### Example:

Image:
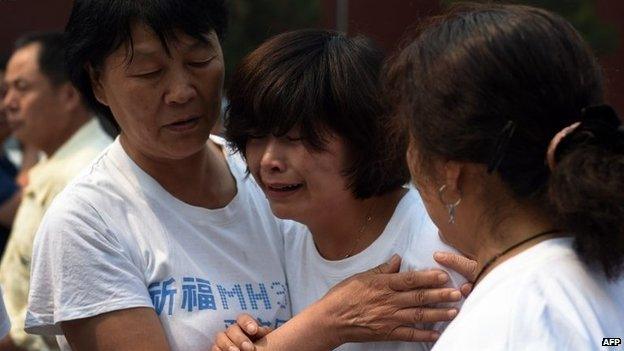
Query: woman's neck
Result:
<box><xmin>471</xmin><ymin>206</ymin><xmax>560</xmax><ymax>284</ymax></box>
<box><xmin>307</xmin><ymin>188</ymin><xmax>407</xmax><ymax>261</ymax></box>
<box><xmin>120</xmin><ymin>136</ymin><xmax>236</xmax><ymax>208</ymax></box>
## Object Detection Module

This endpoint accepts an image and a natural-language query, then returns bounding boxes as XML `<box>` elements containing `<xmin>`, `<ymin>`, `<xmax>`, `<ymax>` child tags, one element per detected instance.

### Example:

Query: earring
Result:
<box><xmin>438</xmin><ymin>185</ymin><xmax>462</xmax><ymax>224</ymax></box>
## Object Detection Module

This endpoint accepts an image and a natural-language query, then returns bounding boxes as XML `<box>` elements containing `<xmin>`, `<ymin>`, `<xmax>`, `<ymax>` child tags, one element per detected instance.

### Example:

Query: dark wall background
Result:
<box><xmin>596</xmin><ymin>0</ymin><xmax>624</xmax><ymax>114</ymax></box>
<box><xmin>1</xmin><ymin>0</ymin><xmax>622</xmax><ymax>113</ymax></box>
<box><xmin>321</xmin><ymin>0</ymin><xmax>624</xmax><ymax>115</ymax></box>
<box><xmin>0</xmin><ymin>0</ymin><xmax>73</xmax><ymax>55</ymax></box>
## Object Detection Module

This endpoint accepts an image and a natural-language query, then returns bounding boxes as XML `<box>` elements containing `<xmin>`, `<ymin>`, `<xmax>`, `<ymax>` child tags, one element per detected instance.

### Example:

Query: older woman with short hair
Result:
<box><xmin>386</xmin><ymin>3</ymin><xmax>624</xmax><ymax>350</ymax></box>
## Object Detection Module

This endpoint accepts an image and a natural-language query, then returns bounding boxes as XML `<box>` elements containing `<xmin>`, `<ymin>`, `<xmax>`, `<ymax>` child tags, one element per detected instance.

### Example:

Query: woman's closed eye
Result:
<box><xmin>285</xmin><ymin>135</ymin><xmax>303</xmax><ymax>142</ymax></box>
<box><xmin>188</xmin><ymin>56</ymin><xmax>216</xmax><ymax>68</ymax></box>
<box><xmin>248</xmin><ymin>133</ymin><xmax>268</xmax><ymax>140</ymax></box>
<box><xmin>129</xmin><ymin>68</ymin><xmax>163</xmax><ymax>79</ymax></box>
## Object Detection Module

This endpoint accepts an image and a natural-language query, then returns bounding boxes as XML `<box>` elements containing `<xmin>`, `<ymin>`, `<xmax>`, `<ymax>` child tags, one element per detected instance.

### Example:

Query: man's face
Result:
<box><xmin>3</xmin><ymin>43</ymin><xmax>64</xmax><ymax>146</ymax></box>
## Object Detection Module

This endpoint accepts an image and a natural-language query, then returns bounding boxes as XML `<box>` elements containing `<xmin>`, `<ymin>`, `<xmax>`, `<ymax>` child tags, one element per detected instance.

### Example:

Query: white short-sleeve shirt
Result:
<box><xmin>284</xmin><ymin>188</ymin><xmax>465</xmax><ymax>351</ymax></box>
<box><xmin>25</xmin><ymin>137</ymin><xmax>291</xmax><ymax>351</ymax></box>
<box><xmin>432</xmin><ymin>237</ymin><xmax>624</xmax><ymax>351</ymax></box>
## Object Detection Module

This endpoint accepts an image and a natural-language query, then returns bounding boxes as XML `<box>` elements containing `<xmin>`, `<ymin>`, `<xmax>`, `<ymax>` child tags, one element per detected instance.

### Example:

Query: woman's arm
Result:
<box><xmin>213</xmin><ymin>256</ymin><xmax>461</xmax><ymax>351</ymax></box>
<box><xmin>26</xmin><ymin>196</ymin><xmax>167</xmax><ymax>350</ymax></box>
<box><xmin>62</xmin><ymin>307</ymin><xmax>170</xmax><ymax>351</ymax></box>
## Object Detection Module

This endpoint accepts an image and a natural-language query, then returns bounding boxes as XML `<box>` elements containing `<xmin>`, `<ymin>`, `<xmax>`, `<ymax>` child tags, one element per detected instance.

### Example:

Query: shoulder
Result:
<box><xmin>35</xmin><ymin>145</ymin><xmax>134</xmax><ymax>250</ymax></box>
<box><xmin>434</xmin><ymin>273</ymin><xmax>547</xmax><ymax>350</ymax></box>
<box><xmin>389</xmin><ymin>187</ymin><xmax>437</xmax><ymax>236</ymax></box>
<box><xmin>214</xmin><ymin>137</ymin><xmax>276</xmax><ymax>213</ymax></box>
<box><xmin>397</xmin><ymin>189</ymin><xmax>465</xmax><ymax>283</ymax></box>
<box><xmin>51</xmin><ymin>151</ymin><xmax>124</xmax><ymax>209</ymax></box>
<box><xmin>439</xmin><ymin>239</ymin><xmax>621</xmax><ymax>349</ymax></box>
<box><xmin>281</xmin><ymin>220</ymin><xmax>309</xmax><ymax>247</ymax></box>
<box><xmin>517</xmin><ymin>240</ymin><xmax>624</xmax><ymax>330</ymax></box>
<box><xmin>51</xmin><ymin>120</ymin><xmax>113</xmax><ymax>181</ymax></box>
<box><xmin>213</xmin><ymin>136</ymin><xmax>249</xmax><ymax>179</ymax></box>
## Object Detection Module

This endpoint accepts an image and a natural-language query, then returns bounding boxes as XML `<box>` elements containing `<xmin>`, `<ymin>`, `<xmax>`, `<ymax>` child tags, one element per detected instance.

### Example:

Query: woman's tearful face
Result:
<box><xmin>245</xmin><ymin>130</ymin><xmax>354</xmax><ymax>225</ymax></box>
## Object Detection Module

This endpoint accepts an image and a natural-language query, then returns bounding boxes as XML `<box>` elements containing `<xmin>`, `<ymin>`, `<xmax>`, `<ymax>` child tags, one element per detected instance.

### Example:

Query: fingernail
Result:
<box><xmin>433</xmin><ymin>252</ymin><xmax>443</xmax><ymax>259</ymax></box>
<box><xmin>389</xmin><ymin>254</ymin><xmax>400</xmax><ymax>265</ymax></box>
<box><xmin>431</xmin><ymin>331</ymin><xmax>441</xmax><ymax>341</ymax></box>
<box><xmin>242</xmin><ymin>341</ymin><xmax>254</xmax><ymax>351</ymax></box>
<box><xmin>228</xmin><ymin>347</ymin><xmax>240</xmax><ymax>351</ymax></box>
<box><xmin>438</xmin><ymin>273</ymin><xmax>449</xmax><ymax>283</ymax></box>
<box><xmin>450</xmin><ymin>290</ymin><xmax>461</xmax><ymax>300</ymax></box>
<box><xmin>246</xmin><ymin>323</ymin><xmax>257</xmax><ymax>334</ymax></box>
<box><xmin>448</xmin><ymin>309</ymin><xmax>458</xmax><ymax>318</ymax></box>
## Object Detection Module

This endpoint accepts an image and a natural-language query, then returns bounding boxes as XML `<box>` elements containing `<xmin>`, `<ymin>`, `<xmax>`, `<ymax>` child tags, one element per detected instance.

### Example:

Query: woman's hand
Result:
<box><xmin>212</xmin><ymin>315</ymin><xmax>272</xmax><ymax>351</ymax></box>
<box><xmin>212</xmin><ymin>254</ymin><xmax>463</xmax><ymax>351</ymax></box>
<box><xmin>322</xmin><ymin>254</ymin><xmax>460</xmax><ymax>346</ymax></box>
<box><xmin>433</xmin><ymin>251</ymin><xmax>478</xmax><ymax>297</ymax></box>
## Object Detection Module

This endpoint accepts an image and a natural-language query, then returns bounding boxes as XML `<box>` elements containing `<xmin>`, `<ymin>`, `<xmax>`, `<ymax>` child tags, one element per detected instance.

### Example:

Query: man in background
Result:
<box><xmin>0</xmin><ymin>54</ymin><xmax>21</xmax><ymax>255</ymax></box>
<box><xmin>0</xmin><ymin>54</ymin><xmax>39</xmax><ymax>259</ymax></box>
<box><xmin>0</xmin><ymin>32</ymin><xmax>111</xmax><ymax>351</ymax></box>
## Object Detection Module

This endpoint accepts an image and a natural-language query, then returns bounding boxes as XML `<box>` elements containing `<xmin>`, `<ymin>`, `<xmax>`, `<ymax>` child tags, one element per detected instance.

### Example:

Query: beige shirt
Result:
<box><xmin>0</xmin><ymin>119</ymin><xmax>111</xmax><ymax>350</ymax></box>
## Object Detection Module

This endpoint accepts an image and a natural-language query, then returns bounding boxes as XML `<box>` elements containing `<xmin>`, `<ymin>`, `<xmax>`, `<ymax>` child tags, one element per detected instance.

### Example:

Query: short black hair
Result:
<box><xmin>226</xmin><ymin>29</ymin><xmax>409</xmax><ymax>199</ymax></box>
<box><xmin>65</xmin><ymin>0</ymin><xmax>229</xmax><ymax>132</ymax></box>
<box><xmin>14</xmin><ymin>31</ymin><xmax>69</xmax><ymax>86</ymax></box>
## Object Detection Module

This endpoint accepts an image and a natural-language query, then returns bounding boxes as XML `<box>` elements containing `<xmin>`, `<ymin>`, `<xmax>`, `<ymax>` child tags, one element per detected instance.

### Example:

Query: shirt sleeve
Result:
<box><xmin>25</xmin><ymin>193</ymin><xmax>154</xmax><ymax>335</ymax></box>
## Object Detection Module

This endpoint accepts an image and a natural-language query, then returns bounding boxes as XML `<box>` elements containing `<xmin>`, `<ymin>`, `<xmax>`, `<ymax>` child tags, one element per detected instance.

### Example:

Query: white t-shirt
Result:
<box><xmin>432</xmin><ymin>237</ymin><xmax>624</xmax><ymax>351</ymax></box>
<box><xmin>25</xmin><ymin>137</ymin><xmax>291</xmax><ymax>351</ymax></box>
<box><xmin>284</xmin><ymin>188</ymin><xmax>465</xmax><ymax>351</ymax></box>
<box><xmin>0</xmin><ymin>288</ymin><xmax>11</xmax><ymax>340</ymax></box>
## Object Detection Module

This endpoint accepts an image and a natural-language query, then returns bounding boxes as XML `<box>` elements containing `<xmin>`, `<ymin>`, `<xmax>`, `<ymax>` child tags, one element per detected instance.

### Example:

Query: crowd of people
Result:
<box><xmin>0</xmin><ymin>1</ymin><xmax>622</xmax><ymax>350</ymax></box>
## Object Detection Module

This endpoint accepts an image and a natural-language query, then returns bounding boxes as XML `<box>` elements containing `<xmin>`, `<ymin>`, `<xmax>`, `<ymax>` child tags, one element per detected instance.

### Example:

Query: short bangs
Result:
<box><xmin>226</xmin><ymin>30</ymin><xmax>344</xmax><ymax>151</ymax></box>
<box><xmin>65</xmin><ymin>0</ymin><xmax>228</xmax><ymax>133</ymax></box>
<box><xmin>226</xmin><ymin>29</ymin><xmax>410</xmax><ymax>199</ymax></box>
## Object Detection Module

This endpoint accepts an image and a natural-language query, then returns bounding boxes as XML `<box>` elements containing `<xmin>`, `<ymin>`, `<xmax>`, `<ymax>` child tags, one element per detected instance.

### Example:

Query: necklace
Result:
<box><xmin>343</xmin><ymin>202</ymin><xmax>377</xmax><ymax>259</ymax></box>
<box><xmin>473</xmin><ymin>228</ymin><xmax>561</xmax><ymax>284</ymax></box>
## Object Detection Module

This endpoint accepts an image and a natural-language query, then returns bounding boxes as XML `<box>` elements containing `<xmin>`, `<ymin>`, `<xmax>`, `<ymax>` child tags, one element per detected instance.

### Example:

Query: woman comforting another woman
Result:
<box><xmin>216</xmin><ymin>29</ymin><xmax>465</xmax><ymax>351</ymax></box>
<box><xmin>23</xmin><ymin>1</ymin><xmax>466</xmax><ymax>350</ymax></box>
<box><xmin>220</xmin><ymin>2</ymin><xmax>624</xmax><ymax>351</ymax></box>
<box><xmin>387</xmin><ymin>3</ymin><xmax>624</xmax><ymax>350</ymax></box>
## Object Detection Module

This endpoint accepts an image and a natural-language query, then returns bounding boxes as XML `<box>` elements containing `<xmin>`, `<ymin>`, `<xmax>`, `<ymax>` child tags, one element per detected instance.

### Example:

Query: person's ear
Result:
<box><xmin>56</xmin><ymin>83</ymin><xmax>82</xmax><ymax>112</ymax></box>
<box><xmin>442</xmin><ymin>160</ymin><xmax>463</xmax><ymax>196</ymax></box>
<box><xmin>87</xmin><ymin>64</ymin><xmax>109</xmax><ymax>106</ymax></box>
